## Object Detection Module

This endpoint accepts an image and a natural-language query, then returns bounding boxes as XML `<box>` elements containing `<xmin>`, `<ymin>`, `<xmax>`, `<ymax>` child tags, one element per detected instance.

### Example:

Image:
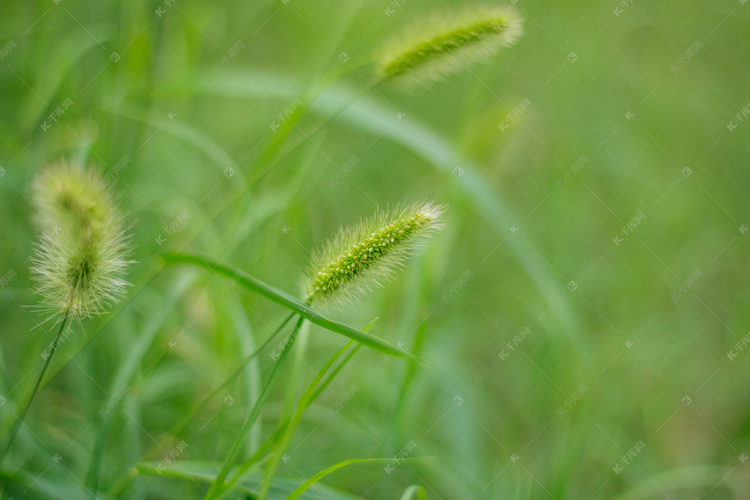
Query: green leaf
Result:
<box><xmin>162</xmin><ymin>253</ymin><xmax>423</xmax><ymax>361</ymax></box>
<box><xmin>614</xmin><ymin>465</ymin><xmax>738</xmax><ymax>500</ymax></box>
<box><xmin>284</xmin><ymin>458</ymin><xmax>397</xmax><ymax>500</ymax></box>
<box><xmin>0</xmin><ymin>465</ymin><xmax>91</xmax><ymax>500</ymax></box>
<box><xmin>200</xmin><ymin>70</ymin><xmax>588</xmax><ymax>359</ymax></box>
<box><xmin>136</xmin><ymin>460</ymin><xmax>362</xmax><ymax>500</ymax></box>
<box><xmin>256</xmin><ymin>333</ymin><xmax>366</xmax><ymax>499</ymax></box>
<box><xmin>400</xmin><ymin>485</ymin><xmax>428</xmax><ymax>500</ymax></box>
<box><xmin>206</xmin><ymin>315</ymin><xmax>304</xmax><ymax>498</ymax></box>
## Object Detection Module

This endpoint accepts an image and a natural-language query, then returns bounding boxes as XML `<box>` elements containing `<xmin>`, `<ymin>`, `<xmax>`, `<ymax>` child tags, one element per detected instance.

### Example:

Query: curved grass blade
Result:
<box><xmin>613</xmin><ymin>465</ymin><xmax>739</xmax><ymax>500</ymax></box>
<box><xmin>105</xmin><ymin>312</ymin><xmax>296</xmax><ymax>498</ymax></box>
<box><xmin>309</xmin><ymin>342</ymin><xmax>362</xmax><ymax>403</ymax></box>
<box><xmin>400</xmin><ymin>485</ymin><xmax>428</xmax><ymax>500</ymax></box>
<box><xmin>198</xmin><ymin>70</ymin><xmax>589</xmax><ymax>360</ymax></box>
<box><xmin>136</xmin><ymin>460</ymin><xmax>362</xmax><ymax>499</ymax></box>
<box><xmin>228</xmin><ymin>296</ymin><xmax>264</xmax><ymax>456</ymax></box>
<box><xmin>224</xmin><ymin>330</ymin><xmax>369</xmax><ymax>494</ymax></box>
<box><xmin>257</xmin><ymin>332</ymin><xmax>367</xmax><ymax>500</ymax></box>
<box><xmin>285</xmin><ymin>458</ymin><xmax>407</xmax><ymax>500</ymax></box>
<box><xmin>162</xmin><ymin>253</ymin><xmax>423</xmax><ymax>361</ymax></box>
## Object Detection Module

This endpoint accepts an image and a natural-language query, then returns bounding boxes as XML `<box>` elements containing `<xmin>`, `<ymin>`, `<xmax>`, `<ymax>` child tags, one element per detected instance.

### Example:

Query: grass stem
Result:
<box><xmin>205</xmin><ymin>315</ymin><xmax>305</xmax><ymax>499</ymax></box>
<box><xmin>0</xmin><ymin>312</ymin><xmax>71</xmax><ymax>463</ymax></box>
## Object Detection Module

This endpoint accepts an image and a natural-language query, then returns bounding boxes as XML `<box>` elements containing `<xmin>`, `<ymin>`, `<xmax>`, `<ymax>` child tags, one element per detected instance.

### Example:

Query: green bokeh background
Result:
<box><xmin>1</xmin><ymin>0</ymin><xmax>749</xmax><ymax>498</ymax></box>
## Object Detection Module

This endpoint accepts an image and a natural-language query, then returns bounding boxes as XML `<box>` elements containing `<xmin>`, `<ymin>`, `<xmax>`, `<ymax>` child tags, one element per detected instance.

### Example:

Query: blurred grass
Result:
<box><xmin>1</xmin><ymin>0</ymin><xmax>750</xmax><ymax>498</ymax></box>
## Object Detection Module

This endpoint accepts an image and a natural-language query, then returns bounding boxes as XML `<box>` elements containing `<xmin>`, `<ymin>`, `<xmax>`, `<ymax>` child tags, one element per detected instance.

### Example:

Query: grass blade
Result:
<box><xmin>400</xmin><ymin>485</ymin><xmax>428</xmax><ymax>500</ymax></box>
<box><xmin>105</xmin><ymin>311</ymin><xmax>296</xmax><ymax>498</ymax></box>
<box><xmin>162</xmin><ymin>253</ymin><xmax>422</xmax><ymax>361</ymax></box>
<box><xmin>206</xmin><ymin>316</ymin><xmax>304</xmax><ymax>499</ymax></box>
<box><xmin>284</xmin><ymin>458</ymin><xmax>399</xmax><ymax>500</ymax></box>
<box><xmin>257</xmin><ymin>334</ymin><xmax>365</xmax><ymax>500</ymax></box>
<box><xmin>135</xmin><ymin>460</ymin><xmax>363</xmax><ymax>499</ymax></box>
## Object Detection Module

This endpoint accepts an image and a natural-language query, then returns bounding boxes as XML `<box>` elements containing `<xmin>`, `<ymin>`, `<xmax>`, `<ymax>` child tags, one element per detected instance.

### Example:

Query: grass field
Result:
<box><xmin>1</xmin><ymin>1</ymin><xmax>749</xmax><ymax>498</ymax></box>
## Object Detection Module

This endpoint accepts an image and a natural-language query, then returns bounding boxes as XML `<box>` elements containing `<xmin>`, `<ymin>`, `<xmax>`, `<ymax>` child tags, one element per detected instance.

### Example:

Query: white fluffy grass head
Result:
<box><xmin>305</xmin><ymin>202</ymin><xmax>445</xmax><ymax>307</ymax></box>
<box><xmin>31</xmin><ymin>160</ymin><xmax>133</xmax><ymax>320</ymax></box>
<box><xmin>377</xmin><ymin>5</ymin><xmax>523</xmax><ymax>87</ymax></box>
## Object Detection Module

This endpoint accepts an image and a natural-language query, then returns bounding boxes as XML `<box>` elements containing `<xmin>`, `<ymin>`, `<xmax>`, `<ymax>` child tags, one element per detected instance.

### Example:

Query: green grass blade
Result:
<box><xmin>400</xmin><ymin>485</ymin><xmax>428</xmax><ymax>500</ymax></box>
<box><xmin>136</xmin><ymin>460</ymin><xmax>363</xmax><ymax>499</ymax></box>
<box><xmin>0</xmin><ymin>465</ymin><xmax>91</xmax><ymax>500</ymax></box>
<box><xmin>284</xmin><ymin>458</ymin><xmax>397</xmax><ymax>500</ymax></box>
<box><xmin>162</xmin><ymin>253</ymin><xmax>421</xmax><ymax>360</ymax></box>
<box><xmin>88</xmin><ymin>274</ymin><xmax>194</xmax><ymax>493</ymax></box>
<box><xmin>257</xmin><ymin>334</ymin><xmax>365</xmax><ymax>500</ymax></box>
<box><xmin>309</xmin><ymin>343</ymin><xmax>362</xmax><ymax>404</ymax></box>
<box><xmin>111</xmin><ymin>103</ymin><xmax>242</xmax><ymax>183</ymax></box>
<box><xmin>105</xmin><ymin>311</ymin><xmax>295</xmax><ymax>498</ymax></box>
<box><xmin>198</xmin><ymin>69</ymin><xmax>588</xmax><ymax>359</ymax></box>
<box><xmin>206</xmin><ymin>316</ymin><xmax>304</xmax><ymax>499</ymax></box>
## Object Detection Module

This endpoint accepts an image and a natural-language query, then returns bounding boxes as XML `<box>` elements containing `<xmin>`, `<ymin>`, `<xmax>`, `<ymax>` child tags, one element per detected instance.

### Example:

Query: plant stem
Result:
<box><xmin>0</xmin><ymin>312</ymin><xmax>71</xmax><ymax>463</ymax></box>
<box><xmin>205</xmin><ymin>315</ymin><xmax>305</xmax><ymax>499</ymax></box>
<box><xmin>106</xmin><ymin>310</ymin><xmax>296</xmax><ymax>498</ymax></box>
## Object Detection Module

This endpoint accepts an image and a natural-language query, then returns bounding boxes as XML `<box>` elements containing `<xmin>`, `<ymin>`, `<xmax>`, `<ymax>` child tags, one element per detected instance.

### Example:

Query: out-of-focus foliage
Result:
<box><xmin>1</xmin><ymin>0</ymin><xmax>749</xmax><ymax>498</ymax></box>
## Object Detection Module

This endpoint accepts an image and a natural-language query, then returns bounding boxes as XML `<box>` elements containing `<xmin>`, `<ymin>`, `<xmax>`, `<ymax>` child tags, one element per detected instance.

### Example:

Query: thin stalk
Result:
<box><xmin>256</xmin><ymin>340</ymin><xmax>361</xmax><ymax>500</ymax></box>
<box><xmin>221</xmin><ymin>418</ymin><xmax>289</xmax><ymax>493</ymax></box>
<box><xmin>0</xmin><ymin>312</ymin><xmax>71</xmax><ymax>463</ymax></box>
<box><xmin>106</xmin><ymin>311</ymin><xmax>296</xmax><ymax>499</ymax></box>
<box><xmin>40</xmin><ymin>259</ymin><xmax>162</xmax><ymax>392</ymax></box>
<box><xmin>205</xmin><ymin>315</ymin><xmax>305</xmax><ymax>499</ymax></box>
<box><xmin>152</xmin><ymin>311</ymin><xmax>296</xmax><ymax>458</ymax></box>
<box><xmin>221</xmin><ymin>335</ymin><xmax>364</xmax><ymax>495</ymax></box>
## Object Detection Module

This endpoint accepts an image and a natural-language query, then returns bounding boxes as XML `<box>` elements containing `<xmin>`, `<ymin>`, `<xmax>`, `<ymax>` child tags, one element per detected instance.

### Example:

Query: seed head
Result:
<box><xmin>31</xmin><ymin>160</ymin><xmax>133</xmax><ymax>320</ymax></box>
<box><xmin>306</xmin><ymin>202</ymin><xmax>445</xmax><ymax>306</ymax></box>
<box><xmin>378</xmin><ymin>5</ymin><xmax>523</xmax><ymax>87</ymax></box>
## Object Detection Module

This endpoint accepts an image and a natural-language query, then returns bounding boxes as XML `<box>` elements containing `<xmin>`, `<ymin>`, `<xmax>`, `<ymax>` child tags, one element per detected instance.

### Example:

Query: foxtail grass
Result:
<box><xmin>378</xmin><ymin>5</ymin><xmax>523</xmax><ymax>86</ymax></box>
<box><xmin>0</xmin><ymin>161</ymin><xmax>133</xmax><ymax>463</ymax></box>
<box><xmin>305</xmin><ymin>202</ymin><xmax>445</xmax><ymax>306</ymax></box>
<box><xmin>31</xmin><ymin>161</ymin><xmax>133</xmax><ymax>320</ymax></box>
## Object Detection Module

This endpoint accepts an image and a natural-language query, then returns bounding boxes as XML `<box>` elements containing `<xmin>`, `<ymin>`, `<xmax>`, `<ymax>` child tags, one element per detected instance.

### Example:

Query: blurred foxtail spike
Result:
<box><xmin>31</xmin><ymin>160</ymin><xmax>133</xmax><ymax>320</ymax></box>
<box><xmin>377</xmin><ymin>5</ymin><xmax>523</xmax><ymax>87</ymax></box>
